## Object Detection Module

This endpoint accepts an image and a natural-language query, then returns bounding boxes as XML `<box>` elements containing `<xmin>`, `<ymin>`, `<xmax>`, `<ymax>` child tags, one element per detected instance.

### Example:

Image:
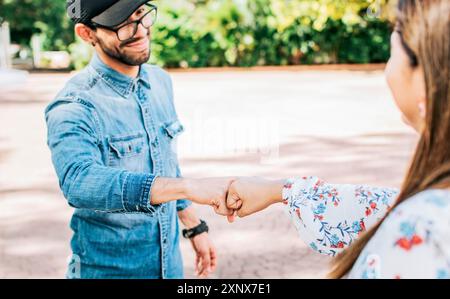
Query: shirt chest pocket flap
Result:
<box><xmin>163</xmin><ymin>120</ymin><xmax>184</xmax><ymax>154</ymax></box>
<box><xmin>163</xmin><ymin>120</ymin><xmax>185</xmax><ymax>139</ymax></box>
<box><xmin>108</xmin><ymin>134</ymin><xmax>145</xmax><ymax>159</ymax></box>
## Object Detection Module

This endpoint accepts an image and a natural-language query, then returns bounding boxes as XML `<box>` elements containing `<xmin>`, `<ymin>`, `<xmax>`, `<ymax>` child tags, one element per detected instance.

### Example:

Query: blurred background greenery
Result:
<box><xmin>0</xmin><ymin>0</ymin><xmax>394</xmax><ymax>70</ymax></box>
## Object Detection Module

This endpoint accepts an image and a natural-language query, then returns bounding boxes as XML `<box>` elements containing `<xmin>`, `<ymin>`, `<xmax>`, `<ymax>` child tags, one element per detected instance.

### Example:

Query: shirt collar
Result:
<box><xmin>89</xmin><ymin>53</ymin><xmax>151</xmax><ymax>98</ymax></box>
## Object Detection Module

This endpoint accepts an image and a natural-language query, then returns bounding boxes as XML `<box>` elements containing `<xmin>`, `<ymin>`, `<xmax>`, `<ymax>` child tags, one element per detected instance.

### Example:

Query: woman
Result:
<box><xmin>226</xmin><ymin>0</ymin><xmax>450</xmax><ymax>278</ymax></box>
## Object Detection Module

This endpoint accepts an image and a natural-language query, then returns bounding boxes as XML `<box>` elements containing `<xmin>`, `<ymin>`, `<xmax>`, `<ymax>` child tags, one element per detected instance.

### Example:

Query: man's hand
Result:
<box><xmin>226</xmin><ymin>177</ymin><xmax>285</xmax><ymax>221</ymax></box>
<box><xmin>178</xmin><ymin>206</ymin><xmax>217</xmax><ymax>278</ymax></box>
<box><xmin>151</xmin><ymin>177</ymin><xmax>236</xmax><ymax>218</ymax></box>
<box><xmin>185</xmin><ymin>177</ymin><xmax>236</xmax><ymax>217</ymax></box>
<box><xmin>190</xmin><ymin>232</ymin><xmax>217</xmax><ymax>278</ymax></box>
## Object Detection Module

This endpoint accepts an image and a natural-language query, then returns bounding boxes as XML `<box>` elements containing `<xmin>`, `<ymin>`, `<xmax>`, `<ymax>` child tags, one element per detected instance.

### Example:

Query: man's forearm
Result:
<box><xmin>178</xmin><ymin>206</ymin><xmax>202</xmax><ymax>229</ymax></box>
<box><xmin>150</xmin><ymin>176</ymin><xmax>233</xmax><ymax>210</ymax></box>
<box><xmin>150</xmin><ymin>177</ymin><xmax>192</xmax><ymax>205</ymax></box>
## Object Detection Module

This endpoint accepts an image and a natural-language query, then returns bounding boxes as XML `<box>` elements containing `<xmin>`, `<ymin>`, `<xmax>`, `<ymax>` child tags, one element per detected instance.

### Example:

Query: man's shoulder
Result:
<box><xmin>45</xmin><ymin>68</ymin><xmax>98</xmax><ymax>115</ymax></box>
<box><xmin>63</xmin><ymin>67</ymin><xmax>98</xmax><ymax>92</ymax></box>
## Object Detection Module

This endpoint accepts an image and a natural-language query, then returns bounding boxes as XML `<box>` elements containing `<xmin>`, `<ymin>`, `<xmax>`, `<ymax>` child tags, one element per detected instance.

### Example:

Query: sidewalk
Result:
<box><xmin>0</xmin><ymin>69</ymin><xmax>417</xmax><ymax>278</ymax></box>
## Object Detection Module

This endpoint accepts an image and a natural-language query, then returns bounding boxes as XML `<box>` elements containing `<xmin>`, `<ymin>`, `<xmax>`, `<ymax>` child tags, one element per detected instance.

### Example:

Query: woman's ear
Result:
<box><xmin>412</xmin><ymin>67</ymin><xmax>427</xmax><ymax>119</ymax></box>
<box><xmin>75</xmin><ymin>24</ymin><xmax>97</xmax><ymax>46</ymax></box>
<box><xmin>418</xmin><ymin>101</ymin><xmax>426</xmax><ymax>119</ymax></box>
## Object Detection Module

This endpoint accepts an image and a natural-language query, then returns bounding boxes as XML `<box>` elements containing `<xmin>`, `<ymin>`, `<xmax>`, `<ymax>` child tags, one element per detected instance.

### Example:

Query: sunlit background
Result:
<box><xmin>1</xmin><ymin>0</ymin><xmax>394</xmax><ymax>70</ymax></box>
<box><xmin>0</xmin><ymin>0</ymin><xmax>418</xmax><ymax>279</ymax></box>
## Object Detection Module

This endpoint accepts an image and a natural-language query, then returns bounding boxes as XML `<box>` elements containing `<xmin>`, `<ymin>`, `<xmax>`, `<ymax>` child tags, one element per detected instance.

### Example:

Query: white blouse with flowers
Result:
<box><xmin>282</xmin><ymin>176</ymin><xmax>450</xmax><ymax>279</ymax></box>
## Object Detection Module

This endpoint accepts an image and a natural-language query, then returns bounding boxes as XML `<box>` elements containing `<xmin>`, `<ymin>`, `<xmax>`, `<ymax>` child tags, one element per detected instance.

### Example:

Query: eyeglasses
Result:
<box><xmin>91</xmin><ymin>3</ymin><xmax>157</xmax><ymax>42</ymax></box>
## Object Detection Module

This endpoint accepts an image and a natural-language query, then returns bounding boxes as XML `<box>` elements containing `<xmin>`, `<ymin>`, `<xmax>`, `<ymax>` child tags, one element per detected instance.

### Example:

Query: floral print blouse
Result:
<box><xmin>282</xmin><ymin>176</ymin><xmax>450</xmax><ymax>279</ymax></box>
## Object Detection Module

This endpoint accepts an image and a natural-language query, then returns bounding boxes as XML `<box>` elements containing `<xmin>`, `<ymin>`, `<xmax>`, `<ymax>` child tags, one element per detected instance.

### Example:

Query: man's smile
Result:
<box><xmin>124</xmin><ymin>38</ymin><xmax>149</xmax><ymax>51</ymax></box>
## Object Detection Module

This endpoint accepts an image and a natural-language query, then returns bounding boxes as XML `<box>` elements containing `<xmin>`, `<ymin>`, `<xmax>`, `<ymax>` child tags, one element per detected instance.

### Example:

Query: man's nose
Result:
<box><xmin>134</xmin><ymin>22</ymin><xmax>149</xmax><ymax>39</ymax></box>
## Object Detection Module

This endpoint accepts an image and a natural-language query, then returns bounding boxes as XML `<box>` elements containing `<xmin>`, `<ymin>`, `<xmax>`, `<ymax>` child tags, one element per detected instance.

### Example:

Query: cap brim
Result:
<box><xmin>91</xmin><ymin>0</ymin><xmax>151</xmax><ymax>27</ymax></box>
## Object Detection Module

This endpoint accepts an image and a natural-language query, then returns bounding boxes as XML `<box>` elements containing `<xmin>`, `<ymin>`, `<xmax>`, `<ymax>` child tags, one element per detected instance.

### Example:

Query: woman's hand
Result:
<box><xmin>226</xmin><ymin>177</ymin><xmax>285</xmax><ymax>221</ymax></box>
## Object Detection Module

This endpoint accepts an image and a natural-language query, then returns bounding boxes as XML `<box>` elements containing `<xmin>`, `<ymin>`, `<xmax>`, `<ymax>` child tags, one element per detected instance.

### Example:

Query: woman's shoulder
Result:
<box><xmin>387</xmin><ymin>189</ymin><xmax>450</xmax><ymax>236</ymax></box>
<box><xmin>393</xmin><ymin>189</ymin><xmax>450</xmax><ymax>220</ymax></box>
<box><xmin>350</xmin><ymin>189</ymin><xmax>450</xmax><ymax>279</ymax></box>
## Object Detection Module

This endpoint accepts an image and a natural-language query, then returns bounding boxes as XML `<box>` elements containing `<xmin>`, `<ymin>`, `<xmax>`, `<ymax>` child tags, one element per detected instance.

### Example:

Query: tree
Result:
<box><xmin>0</xmin><ymin>0</ymin><xmax>74</xmax><ymax>51</ymax></box>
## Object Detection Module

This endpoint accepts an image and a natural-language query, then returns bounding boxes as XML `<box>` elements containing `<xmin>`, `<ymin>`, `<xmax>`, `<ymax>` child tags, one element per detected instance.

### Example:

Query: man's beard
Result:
<box><xmin>97</xmin><ymin>35</ymin><xmax>151</xmax><ymax>66</ymax></box>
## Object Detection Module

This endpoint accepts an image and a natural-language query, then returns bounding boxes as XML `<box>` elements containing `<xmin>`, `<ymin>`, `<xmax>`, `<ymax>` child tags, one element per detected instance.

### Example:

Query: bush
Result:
<box><xmin>0</xmin><ymin>0</ymin><xmax>74</xmax><ymax>51</ymax></box>
<box><xmin>0</xmin><ymin>0</ymin><xmax>393</xmax><ymax>69</ymax></box>
<box><xmin>151</xmin><ymin>0</ymin><xmax>393</xmax><ymax>68</ymax></box>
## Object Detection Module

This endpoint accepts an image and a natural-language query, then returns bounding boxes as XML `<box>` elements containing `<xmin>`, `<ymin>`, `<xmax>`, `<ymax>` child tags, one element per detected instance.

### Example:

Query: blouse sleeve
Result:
<box><xmin>282</xmin><ymin>176</ymin><xmax>399</xmax><ymax>256</ymax></box>
<box><xmin>348</xmin><ymin>190</ymin><xmax>450</xmax><ymax>279</ymax></box>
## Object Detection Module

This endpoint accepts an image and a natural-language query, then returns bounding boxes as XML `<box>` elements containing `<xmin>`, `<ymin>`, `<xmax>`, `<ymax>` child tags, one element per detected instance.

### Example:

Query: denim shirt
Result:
<box><xmin>45</xmin><ymin>54</ymin><xmax>191</xmax><ymax>279</ymax></box>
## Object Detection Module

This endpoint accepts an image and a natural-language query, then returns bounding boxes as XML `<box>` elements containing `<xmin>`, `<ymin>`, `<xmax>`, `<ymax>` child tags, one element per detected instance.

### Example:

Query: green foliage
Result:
<box><xmin>68</xmin><ymin>36</ymin><xmax>93</xmax><ymax>70</ymax></box>
<box><xmin>0</xmin><ymin>0</ymin><xmax>74</xmax><ymax>51</ymax></box>
<box><xmin>0</xmin><ymin>0</ymin><xmax>393</xmax><ymax>68</ymax></box>
<box><xmin>151</xmin><ymin>0</ymin><xmax>393</xmax><ymax>68</ymax></box>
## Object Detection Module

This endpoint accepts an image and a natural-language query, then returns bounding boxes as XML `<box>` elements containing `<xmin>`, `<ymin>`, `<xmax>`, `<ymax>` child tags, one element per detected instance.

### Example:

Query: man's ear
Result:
<box><xmin>75</xmin><ymin>23</ymin><xmax>97</xmax><ymax>46</ymax></box>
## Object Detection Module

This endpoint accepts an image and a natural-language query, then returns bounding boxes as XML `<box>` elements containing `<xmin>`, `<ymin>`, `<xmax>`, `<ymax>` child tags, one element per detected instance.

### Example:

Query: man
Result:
<box><xmin>46</xmin><ymin>0</ymin><xmax>233</xmax><ymax>279</ymax></box>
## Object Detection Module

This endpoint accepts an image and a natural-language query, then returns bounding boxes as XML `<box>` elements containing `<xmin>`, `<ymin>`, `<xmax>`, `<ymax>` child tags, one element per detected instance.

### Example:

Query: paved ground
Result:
<box><xmin>0</xmin><ymin>68</ymin><xmax>417</xmax><ymax>278</ymax></box>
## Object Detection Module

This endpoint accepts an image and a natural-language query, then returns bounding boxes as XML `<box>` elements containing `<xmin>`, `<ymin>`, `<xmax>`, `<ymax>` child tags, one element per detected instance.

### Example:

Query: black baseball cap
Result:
<box><xmin>67</xmin><ymin>0</ymin><xmax>152</xmax><ymax>27</ymax></box>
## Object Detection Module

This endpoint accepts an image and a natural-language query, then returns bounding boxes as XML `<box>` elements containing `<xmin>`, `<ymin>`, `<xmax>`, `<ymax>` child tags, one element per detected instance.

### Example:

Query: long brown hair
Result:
<box><xmin>329</xmin><ymin>0</ymin><xmax>450</xmax><ymax>278</ymax></box>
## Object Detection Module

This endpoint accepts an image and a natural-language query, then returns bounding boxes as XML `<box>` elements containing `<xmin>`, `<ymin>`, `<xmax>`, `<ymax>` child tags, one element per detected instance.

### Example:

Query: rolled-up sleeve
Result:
<box><xmin>122</xmin><ymin>172</ymin><xmax>160</xmax><ymax>213</ymax></box>
<box><xmin>176</xmin><ymin>199</ymin><xmax>192</xmax><ymax>212</ymax></box>
<box><xmin>45</xmin><ymin>99</ymin><xmax>160</xmax><ymax>214</ymax></box>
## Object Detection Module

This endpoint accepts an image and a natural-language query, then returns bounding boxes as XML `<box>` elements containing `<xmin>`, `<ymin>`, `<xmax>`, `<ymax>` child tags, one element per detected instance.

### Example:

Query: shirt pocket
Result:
<box><xmin>163</xmin><ymin>120</ymin><xmax>185</xmax><ymax>155</ymax></box>
<box><xmin>161</xmin><ymin>120</ymin><xmax>184</xmax><ymax>177</ymax></box>
<box><xmin>107</xmin><ymin>133</ymin><xmax>146</xmax><ymax>172</ymax></box>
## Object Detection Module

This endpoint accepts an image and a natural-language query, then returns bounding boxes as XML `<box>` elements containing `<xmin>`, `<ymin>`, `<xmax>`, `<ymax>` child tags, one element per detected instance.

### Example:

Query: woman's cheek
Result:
<box><xmin>385</xmin><ymin>59</ymin><xmax>416</xmax><ymax>128</ymax></box>
<box><xmin>385</xmin><ymin>59</ymin><xmax>403</xmax><ymax>110</ymax></box>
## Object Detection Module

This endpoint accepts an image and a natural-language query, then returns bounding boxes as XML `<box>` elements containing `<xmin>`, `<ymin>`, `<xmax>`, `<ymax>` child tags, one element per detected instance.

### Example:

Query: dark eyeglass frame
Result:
<box><xmin>90</xmin><ymin>3</ymin><xmax>157</xmax><ymax>42</ymax></box>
